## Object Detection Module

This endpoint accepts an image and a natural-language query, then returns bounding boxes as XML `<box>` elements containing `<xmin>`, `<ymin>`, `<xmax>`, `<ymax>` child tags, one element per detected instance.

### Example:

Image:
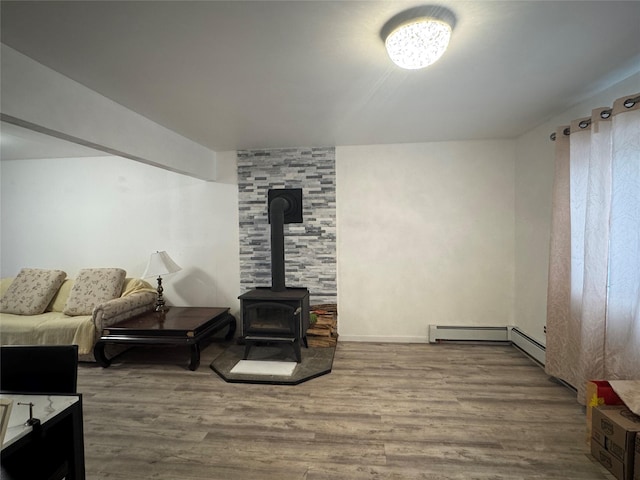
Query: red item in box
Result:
<box><xmin>588</xmin><ymin>380</ymin><xmax>624</xmax><ymax>407</ymax></box>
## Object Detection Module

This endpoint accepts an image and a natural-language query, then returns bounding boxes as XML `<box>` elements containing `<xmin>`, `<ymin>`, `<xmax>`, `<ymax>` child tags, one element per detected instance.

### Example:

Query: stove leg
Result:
<box><xmin>293</xmin><ymin>340</ymin><xmax>302</xmax><ymax>363</ymax></box>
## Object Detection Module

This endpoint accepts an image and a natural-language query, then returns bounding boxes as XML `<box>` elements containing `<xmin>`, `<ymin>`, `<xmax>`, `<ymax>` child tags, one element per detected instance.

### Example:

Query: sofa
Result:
<box><xmin>0</xmin><ymin>267</ymin><xmax>156</xmax><ymax>362</ymax></box>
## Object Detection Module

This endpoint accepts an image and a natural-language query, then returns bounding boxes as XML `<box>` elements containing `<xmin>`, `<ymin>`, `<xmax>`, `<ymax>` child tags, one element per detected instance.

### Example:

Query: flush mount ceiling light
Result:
<box><xmin>381</xmin><ymin>6</ymin><xmax>456</xmax><ymax>70</ymax></box>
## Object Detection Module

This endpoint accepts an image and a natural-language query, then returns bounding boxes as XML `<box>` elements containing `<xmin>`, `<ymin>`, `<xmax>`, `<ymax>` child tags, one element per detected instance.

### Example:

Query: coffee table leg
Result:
<box><xmin>93</xmin><ymin>341</ymin><xmax>112</xmax><ymax>368</ymax></box>
<box><xmin>189</xmin><ymin>343</ymin><xmax>201</xmax><ymax>371</ymax></box>
<box><xmin>225</xmin><ymin>314</ymin><xmax>237</xmax><ymax>340</ymax></box>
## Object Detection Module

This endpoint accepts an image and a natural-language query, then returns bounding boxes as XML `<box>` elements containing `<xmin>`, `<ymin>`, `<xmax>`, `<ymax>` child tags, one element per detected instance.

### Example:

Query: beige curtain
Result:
<box><xmin>546</xmin><ymin>93</ymin><xmax>640</xmax><ymax>404</ymax></box>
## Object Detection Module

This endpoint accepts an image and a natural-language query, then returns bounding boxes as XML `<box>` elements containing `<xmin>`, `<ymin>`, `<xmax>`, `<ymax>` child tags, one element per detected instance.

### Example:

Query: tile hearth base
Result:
<box><xmin>210</xmin><ymin>344</ymin><xmax>335</xmax><ymax>385</ymax></box>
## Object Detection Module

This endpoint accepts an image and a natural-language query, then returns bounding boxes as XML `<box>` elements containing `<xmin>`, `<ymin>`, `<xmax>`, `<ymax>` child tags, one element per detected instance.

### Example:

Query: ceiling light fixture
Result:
<box><xmin>381</xmin><ymin>6</ymin><xmax>456</xmax><ymax>70</ymax></box>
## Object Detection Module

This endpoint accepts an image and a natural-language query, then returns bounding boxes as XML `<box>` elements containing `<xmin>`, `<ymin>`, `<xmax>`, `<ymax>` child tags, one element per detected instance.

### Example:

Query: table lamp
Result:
<box><xmin>142</xmin><ymin>251</ymin><xmax>182</xmax><ymax>312</ymax></box>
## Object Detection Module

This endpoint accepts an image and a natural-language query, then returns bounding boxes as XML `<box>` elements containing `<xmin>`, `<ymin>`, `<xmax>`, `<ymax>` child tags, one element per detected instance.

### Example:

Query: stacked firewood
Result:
<box><xmin>307</xmin><ymin>304</ymin><xmax>338</xmax><ymax>347</ymax></box>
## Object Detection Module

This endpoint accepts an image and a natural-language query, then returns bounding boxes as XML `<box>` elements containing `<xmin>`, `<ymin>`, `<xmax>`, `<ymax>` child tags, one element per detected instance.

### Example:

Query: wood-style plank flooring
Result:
<box><xmin>77</xmin><ymin>341</ymin><xmax>613</xmax><ymax>480</ymax></box>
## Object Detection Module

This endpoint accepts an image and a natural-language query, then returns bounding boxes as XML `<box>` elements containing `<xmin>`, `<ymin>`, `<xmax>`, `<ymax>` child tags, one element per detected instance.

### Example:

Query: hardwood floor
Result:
<box><xmin>77</xmin><ymin>341</ymin><xmax>613</xmax><ymax>480</ymax></box>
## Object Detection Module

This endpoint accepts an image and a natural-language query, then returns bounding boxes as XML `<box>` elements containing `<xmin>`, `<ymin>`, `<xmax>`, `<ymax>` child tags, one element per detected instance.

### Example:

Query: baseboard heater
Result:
<box><xmin>428</xmin><ymin>325</ymin><xmax>509</xmax><ymax>343</ymax></box>
<box><xmin>428</xmin><ymin>325</ymin><xmax>546</xmax><ymax>366</ymax></box>
<box><xmin>508</xmin><ymin>327</ymin><xmax>546</xmax><ymax>366</ymax></box>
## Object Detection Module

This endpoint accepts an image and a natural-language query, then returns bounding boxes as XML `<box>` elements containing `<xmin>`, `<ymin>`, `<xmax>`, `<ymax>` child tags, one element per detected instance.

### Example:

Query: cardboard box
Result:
<box><xmin>587</xmin><ymin>381</ymin><xmax>625</xmax><ymax>443</ymax></box>
<box><xmin>593</xmin><ymin>438</ymin><xmax>627</xmax><ymax>480</ymax></box>
<box><xmin>591</xmin><ymin>406</ymin><xmax>640</xmax><ymax>480</ymax></box>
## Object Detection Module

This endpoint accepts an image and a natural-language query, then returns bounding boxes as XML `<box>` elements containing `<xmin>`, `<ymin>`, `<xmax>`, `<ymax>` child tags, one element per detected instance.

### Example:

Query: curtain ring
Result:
<box><xmin>600</xmin><ymin>109</ymin><xmax>612</xmax><ymax>119</ymax></box>
<box><xmin>578</xmin><ymin>119</ymin><xmax>591</xmax><ymax>129</ymax></box>
<box><xmin>624</xmin><ymin>95</ymin><xmax>639</xmax><ymax>108</ymax></box>
<box><xmin>549</xmin><ymin>128</ymin><xmax>570</xmax><ymax>141</ymax></box>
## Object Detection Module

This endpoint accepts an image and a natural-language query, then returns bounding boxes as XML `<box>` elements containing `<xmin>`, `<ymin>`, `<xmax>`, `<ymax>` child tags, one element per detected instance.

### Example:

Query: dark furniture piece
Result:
<box><xmin>0</xmin><ymin>345</ymin><xmax>78</xmax><ymax>394</ymax></box>
<box><xmin>240</xmin><ymin>287</ymin><xmax>310</xmax><ymax>363</ymax></box>
<box><xmin>94</xmin><ymin>307</ymin><xmax>236</xmax><ymax>370</ymax></box>
<box><xmin>1</xmin><ymin>393</ymin><xmax>85</xmax><ymax>480</ymax></box>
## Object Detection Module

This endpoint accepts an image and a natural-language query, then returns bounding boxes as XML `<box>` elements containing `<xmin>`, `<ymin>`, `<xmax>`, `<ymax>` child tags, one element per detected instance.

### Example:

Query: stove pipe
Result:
<box><xmin>270</xmin><ymin>196</ymin><xmax>289</xmax><ymax>292</ymax></box>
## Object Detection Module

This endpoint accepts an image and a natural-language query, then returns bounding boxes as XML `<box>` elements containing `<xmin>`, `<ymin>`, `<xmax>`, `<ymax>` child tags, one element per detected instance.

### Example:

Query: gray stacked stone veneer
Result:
<box><xmin>237</xmin><ymin>147</ymin><xmax>336</xmax><ymax>304</ymax></box>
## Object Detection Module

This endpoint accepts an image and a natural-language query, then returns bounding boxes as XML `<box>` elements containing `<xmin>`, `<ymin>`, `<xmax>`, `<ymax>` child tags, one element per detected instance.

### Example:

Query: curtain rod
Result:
<box><xmin>549</xmin><ymin>94</ymin><xmax>639</xmax><ymax>141</ymax></box>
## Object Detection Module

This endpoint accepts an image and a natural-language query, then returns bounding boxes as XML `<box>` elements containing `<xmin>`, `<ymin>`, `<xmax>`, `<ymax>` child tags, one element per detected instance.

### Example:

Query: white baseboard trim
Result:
<box><xmin>428</xmin><ymin>325</ymin><xmax>509</xmax><ymax>343</ymax></box>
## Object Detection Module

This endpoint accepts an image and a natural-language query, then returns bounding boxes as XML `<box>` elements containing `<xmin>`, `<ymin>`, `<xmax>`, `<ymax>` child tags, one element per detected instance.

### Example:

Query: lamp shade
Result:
<box><xmin>142</xmin><ymin>251</ymin><xmax>182</xmax><ymax>278</ymax></box>
<box><xmin>385</xmin><ymin>17</ymin><xmax>452</xmax><ymax>70</ymax></box>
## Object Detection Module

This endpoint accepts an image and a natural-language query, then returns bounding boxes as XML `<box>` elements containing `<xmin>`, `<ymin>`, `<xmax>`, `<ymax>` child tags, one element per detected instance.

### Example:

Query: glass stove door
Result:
<box><xmin>244</xmin><ymin>302</ymin><xmax>296</xmax><ymax>335</ymax></box>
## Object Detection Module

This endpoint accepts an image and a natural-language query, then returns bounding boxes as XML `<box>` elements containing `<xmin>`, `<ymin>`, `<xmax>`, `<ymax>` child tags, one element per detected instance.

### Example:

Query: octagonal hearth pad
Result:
<box><xmin>210</xmin><ymin>343</ymin><xmax>334</xmax><ymax>385</ymax></box>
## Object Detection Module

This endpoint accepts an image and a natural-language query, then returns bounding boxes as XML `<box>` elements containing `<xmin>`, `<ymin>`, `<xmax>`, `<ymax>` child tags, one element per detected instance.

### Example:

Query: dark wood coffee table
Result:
<box><xmin>94</xmin><ymin>307</ymin><xmax>236</xmax><ymax>370</ymax></box>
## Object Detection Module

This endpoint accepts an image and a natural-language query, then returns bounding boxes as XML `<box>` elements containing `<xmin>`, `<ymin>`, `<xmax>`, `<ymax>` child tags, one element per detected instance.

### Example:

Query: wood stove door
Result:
<box><xmin>243</xmin><ymin>302</ymin><xmax>298</xmax><ymax>337</ymax></box>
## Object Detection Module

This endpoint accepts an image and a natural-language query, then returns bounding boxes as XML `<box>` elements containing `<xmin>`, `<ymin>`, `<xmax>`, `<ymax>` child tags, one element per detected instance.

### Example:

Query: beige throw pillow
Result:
<box><xmin>0</xmin><ymin>268</ymin><xmax>67</xmax><ymax>315</ymax></box>
<box><xmin>63</xmin><ymin>268</ymin><xmax>126</xmax><ymax>316</ymax></box>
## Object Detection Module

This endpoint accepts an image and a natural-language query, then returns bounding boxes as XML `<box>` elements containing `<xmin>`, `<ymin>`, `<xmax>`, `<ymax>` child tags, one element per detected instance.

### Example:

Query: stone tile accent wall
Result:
<box><xmin>237</xmin><ymin>147</ymin><xmax>336</xmax><ymax>304</ymax></box>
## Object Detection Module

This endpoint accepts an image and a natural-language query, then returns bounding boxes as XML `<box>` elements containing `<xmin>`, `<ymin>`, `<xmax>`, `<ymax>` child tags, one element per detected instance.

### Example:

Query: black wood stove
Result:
<box><xmin>239</xmin><ymin>189</ymin><xmax>310</xmax><ymax>362</ymax></box>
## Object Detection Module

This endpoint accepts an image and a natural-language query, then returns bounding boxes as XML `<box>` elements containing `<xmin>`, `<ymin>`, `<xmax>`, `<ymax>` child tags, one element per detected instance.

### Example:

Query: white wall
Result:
<box><xmin>0</xmin><ymin>155</ymin><xmax>241</xmax><ymax>316</ymax></box>
<box><xmin>336</xmin><ymin>140</ymin><xmax>516</xmax><ymax>342</ymax></box>
<box><xmin>514</xmin><ymin>72</ymin><xmax>640</xmax><ymax>345</ymax></box>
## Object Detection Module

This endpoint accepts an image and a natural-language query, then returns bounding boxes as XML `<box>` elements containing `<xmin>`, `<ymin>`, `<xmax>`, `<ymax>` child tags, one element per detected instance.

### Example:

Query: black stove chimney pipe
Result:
<box><xmin>269</xmin><ymin>196</ymin><xmax>289</xmax><ymax>292</ymax></box>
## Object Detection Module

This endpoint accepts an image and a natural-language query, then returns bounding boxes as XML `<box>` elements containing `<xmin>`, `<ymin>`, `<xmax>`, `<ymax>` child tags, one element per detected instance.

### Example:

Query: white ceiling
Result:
<box><xmin>1</xmin><ymin>0</ymin><xmax>639</xmax><ymax>153</ymax></box>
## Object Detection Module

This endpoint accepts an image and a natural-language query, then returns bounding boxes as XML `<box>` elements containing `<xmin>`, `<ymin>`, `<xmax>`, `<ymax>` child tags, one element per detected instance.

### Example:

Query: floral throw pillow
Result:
<box><xmin>0</xmin><ymin>268</ymin><xmax>67</xmax><ymax>315</ymax></box>
<box><xmin>63</xmin><ymin>268</ymin><xmax>126</xmax><ymax>316</ymax></box>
